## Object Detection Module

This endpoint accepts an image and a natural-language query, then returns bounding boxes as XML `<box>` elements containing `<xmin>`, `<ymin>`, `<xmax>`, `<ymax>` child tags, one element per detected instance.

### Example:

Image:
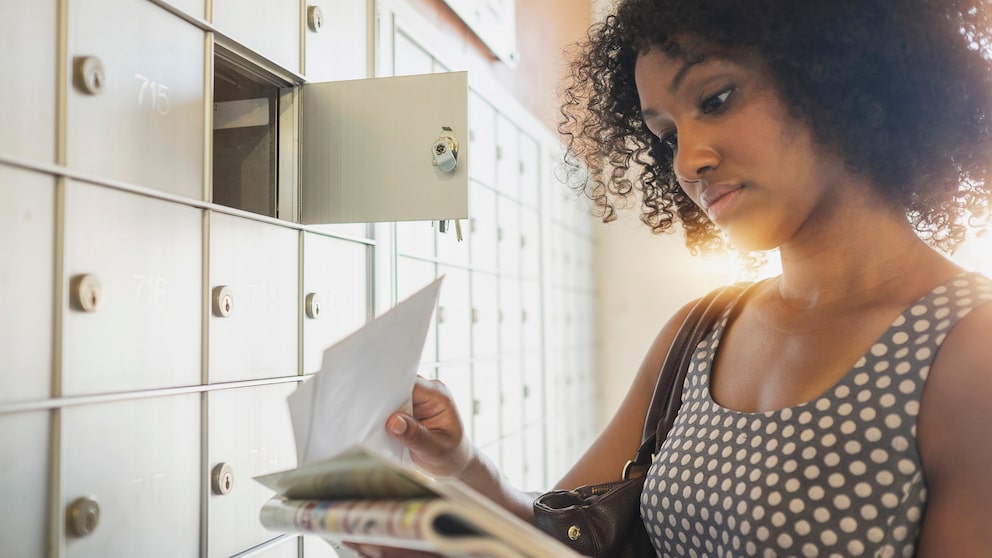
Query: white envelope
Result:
<box><xmin>288</xmin><ymin>276</ymin><xmax>443</xmax><ymax>465</ymax></box>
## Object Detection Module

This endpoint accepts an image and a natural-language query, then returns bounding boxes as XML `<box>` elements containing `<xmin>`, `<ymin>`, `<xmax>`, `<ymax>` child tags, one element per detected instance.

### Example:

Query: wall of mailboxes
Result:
<box><xmin>0</xmin><ymin>0</ymin><xmax>598</xmax><ymax>556</ymax></box>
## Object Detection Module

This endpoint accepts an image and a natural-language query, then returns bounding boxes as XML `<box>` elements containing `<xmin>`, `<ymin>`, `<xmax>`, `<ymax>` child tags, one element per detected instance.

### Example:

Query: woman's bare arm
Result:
<box><xmin>915</xmin><ymin>303</ymin><xmax>992</xmax><ymax>556</ymax></box>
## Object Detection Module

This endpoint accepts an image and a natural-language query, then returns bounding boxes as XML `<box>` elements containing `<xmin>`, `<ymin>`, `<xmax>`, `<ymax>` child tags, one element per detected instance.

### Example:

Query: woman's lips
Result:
<box><xmin>701</xmin><ymin>184</ymin><xmax>744</xmax><ymax>222</ymax></box>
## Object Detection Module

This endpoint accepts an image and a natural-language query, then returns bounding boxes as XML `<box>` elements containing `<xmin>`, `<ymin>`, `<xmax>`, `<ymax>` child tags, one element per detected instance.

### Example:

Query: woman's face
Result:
<box><xmin>634</xmin><ymin>45</ymin><xmax>852</xmax><ymax>252</ymax></box>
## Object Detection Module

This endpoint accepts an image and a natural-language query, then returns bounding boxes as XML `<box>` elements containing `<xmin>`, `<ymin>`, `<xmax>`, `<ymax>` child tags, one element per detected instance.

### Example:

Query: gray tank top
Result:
<box><xmin>640</xmin><ymin>272</ymin><xmax>992</xmax><ymax>558</ymax></box>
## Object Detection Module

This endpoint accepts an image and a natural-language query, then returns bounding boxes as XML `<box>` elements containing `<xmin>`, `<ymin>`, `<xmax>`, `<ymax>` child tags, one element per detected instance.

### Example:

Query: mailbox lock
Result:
<box><xmin>305</xmin><ymin>292</ymin><xmax>321</xmax><ymax>319</ymax></box>
<box><xmin>212</xmin><ymin>286</ymin><xmax>234</xmax><ymax>317</ymax></box>
<box><xmin>70</xmin><ymin>274</ymin><xmax>103</xmax><ymax>312</ymax></box>
<box><xmin>307</xmin><ymin>6</ymin><xmax>324</xmax><ymax>33</ymax></box>
<box><xmin>212</xmin><ymin>462</ymin><xmax>235</xmax><ymax>495</ymax></box>
<box><xmin>73</xmin><ymin>56</ymin><xmax>105</xmax><ymax>96</ymax></box>
<box><xmin>66</xmin><ymin>496</ymin><xmax>100</xmax><ymax>538</ymax></box>
<box><xmin>432</xmin><ymin>127</ymin><xmax>459</xmax><ymax>173</ymax></box>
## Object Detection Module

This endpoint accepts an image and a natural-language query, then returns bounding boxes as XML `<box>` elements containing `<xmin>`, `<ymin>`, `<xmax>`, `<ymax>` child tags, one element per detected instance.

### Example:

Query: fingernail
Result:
<box><xmin>357</xmin><ymin>545</ymin><xmax>383</xmax><ymax>558</ymax></box>
<box><xmin>388</xmin><ymin>415</ymin><xmax>408</xmax><ymax>435</ymax></box>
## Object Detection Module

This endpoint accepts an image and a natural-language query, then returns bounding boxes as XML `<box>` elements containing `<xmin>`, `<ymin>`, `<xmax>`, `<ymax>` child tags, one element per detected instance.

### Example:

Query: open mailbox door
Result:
<box><xmin>301</xmin><ymin>71</ymin><xmax>469</xmax><ymax>224</ymax></box>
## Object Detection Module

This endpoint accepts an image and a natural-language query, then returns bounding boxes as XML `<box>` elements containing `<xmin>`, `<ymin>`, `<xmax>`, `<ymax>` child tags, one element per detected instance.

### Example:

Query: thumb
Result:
<box><xmin>386</xmin><ymin>413</ymin><xmax>447</xmax><ymax>454</ymax></box>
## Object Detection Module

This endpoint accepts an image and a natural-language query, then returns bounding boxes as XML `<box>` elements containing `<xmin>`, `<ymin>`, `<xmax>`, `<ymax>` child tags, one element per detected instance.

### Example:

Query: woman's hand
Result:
<box><xmin>385</xmin><ymin>376</ymin><xmax>475</xmax><ymax>479</ymax></box>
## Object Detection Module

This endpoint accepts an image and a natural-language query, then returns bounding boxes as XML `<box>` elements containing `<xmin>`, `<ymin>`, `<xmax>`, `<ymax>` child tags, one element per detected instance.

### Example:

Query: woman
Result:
<box><xmin>361</xmin><ymin>0</ymin><xmax>992</xmax><ymax>555</ymax></box>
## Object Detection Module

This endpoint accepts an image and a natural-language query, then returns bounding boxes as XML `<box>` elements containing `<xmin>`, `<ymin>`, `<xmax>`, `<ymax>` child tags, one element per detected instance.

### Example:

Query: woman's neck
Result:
<box><xmin>773</xmin><ymin>201</ymin><xmax>959</xmax><ymax>310</ymax></box>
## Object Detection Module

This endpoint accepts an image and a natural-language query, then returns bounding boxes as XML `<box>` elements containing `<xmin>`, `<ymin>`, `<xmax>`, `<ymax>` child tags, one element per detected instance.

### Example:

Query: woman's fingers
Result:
<box><xmin>386</xmin><ymin>377</ymin><xmax>474</xmax><ymax>478</ymax></box>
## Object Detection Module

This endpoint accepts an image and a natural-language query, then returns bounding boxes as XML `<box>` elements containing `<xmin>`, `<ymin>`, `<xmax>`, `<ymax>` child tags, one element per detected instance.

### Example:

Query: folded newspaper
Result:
<box><xmin>255</xmin><ymin>446</ymin><xmax>583</xmax><ymax>557</ymax></box>
<box><xmin>254</xmin><ymin>279</ymin><xmax>582</xmax><ymax>557</ymax></box>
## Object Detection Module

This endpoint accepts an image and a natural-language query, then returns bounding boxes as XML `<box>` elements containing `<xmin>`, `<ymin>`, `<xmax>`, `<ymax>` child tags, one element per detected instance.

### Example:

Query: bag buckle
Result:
<box><xmin>621</xmin><ymin>454</ymin><xmax>655</xmax><ymax>480</ymax></box>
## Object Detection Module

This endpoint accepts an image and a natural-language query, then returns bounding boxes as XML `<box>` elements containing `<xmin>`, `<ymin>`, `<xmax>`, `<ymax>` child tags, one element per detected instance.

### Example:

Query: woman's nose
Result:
<box><xmin>672</xmin><ymin>127</ymin><xmax>720</xmax><ymax>183</ymax></box>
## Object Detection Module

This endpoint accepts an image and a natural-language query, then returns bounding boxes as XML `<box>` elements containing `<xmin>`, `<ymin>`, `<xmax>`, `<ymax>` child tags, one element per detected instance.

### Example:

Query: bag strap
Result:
<box><xmin>624</xmin><ymin>283</ymin><xmax>749</xmax><ymax>476</ymax></box>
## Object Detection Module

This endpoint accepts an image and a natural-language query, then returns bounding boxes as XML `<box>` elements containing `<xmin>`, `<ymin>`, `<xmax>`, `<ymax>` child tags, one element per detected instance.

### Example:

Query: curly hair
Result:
<box><xmin>559</xmin><ymin>0</ymin><xmax>992</xmax><ymax>255</ymax></box>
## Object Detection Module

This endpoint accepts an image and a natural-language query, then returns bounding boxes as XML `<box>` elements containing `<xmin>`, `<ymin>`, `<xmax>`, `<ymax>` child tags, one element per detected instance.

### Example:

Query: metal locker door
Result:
<box><xmin>472</xmin><ymin>359</ymin><xmax>501</xmax><ymax>452</ymax></box>
<box><xmin>208</xmin><ymin>383</ymin><xmax>298</xmax><ymax>557</ymax></box>
<box><xmin>469</xmin><ymin>183</ymin><xmax>498</xmax><ymax>272</ymax></box>
<box><xmin>495</xmin><ymin>114</ymin><xmax>520</xmax><ymax>199</ymax></box>
<box><xmin>0</xmin><ymin>412</ymin><xmax>49</xmax><ymax>558</ymax></box>
<box><xmin>209</xmin><ymin>212</ymin><xmax>299</xmax><ymax>383</ymax></box>
<box><xmin>301</xmin><ymin>72</ymin><xmax>469</xmax><ymax>224</ymax></box>
<box><xmin>500</xmin><ymin>354</ymin><xmax>524</xmax><ymax>440</ymax></box>
<box><xmin>436</xmin><ymin>265</ymin><xmax>470</xmax><ymax>363</ymax></box>
<box><xmin>153</xmin><ymin>0</ymin><xmax>205</xmax><ymax>19</ymax></box>
<box><xmin>497</xmin><ymin>196</ymin><xmax>521</xmax><ymax>278</ymax></box>
<box><xmin>63</xmin><ymin>395</ymin><xmax>200</xmax><ymax>557</ymax></box>
<box><xmin>397</xmin><ymin>256</ymin><xmax>438</xmax><ymax>365</ymax></box>
<box><xmin>302</xmin><ymin>233</ymin><xmax>368</xmax><ymax>375</ymax></box>
<box><xmin>213</xmin><ymin>0</ymin><xmax>300</xmax><ymax>74</ymax></box>
<box><xmin>304</xmin><ymin>0</ymin><xmax>368</xmax><ymax>83</ymax></box>
<box><xmin>66</xmin><ymin>0</ymin><xmax>205</xmax><ymax>199</ymax></box>
<box><xmin>62</xmin><ymin>181</ymin><xmax>202</xmax><ymax>396</ymax></box>
<box><xmin>518</xmin><ymin>133</ymin><xmax>540</xmax><ymax>210</ymax></box>
<box><xmin>0</xmin><ymin>2</ymin><xmax>56</xmax><ymax>162</ymax></box>
<box><xmin>521</xmin><ymin>280</ymin><xmax>542</xmax><ymax>352</ymax></box>
<box><xmin>499</xmin><ymin>276</ymin><xmax>522</xmax><ymax>356</ymax></box>
<box><xmin>470</xmin><ymin>270</ymin><xmax>498</xmax><ymax>359</ymax></box>
<box><xmin>0</xmin><ymin>166</ymin><xmax>54</xmax><ymax>403</ymax></box>
<box><xmin>469</xmin><ymin>91</ymin><xmax>497</xmax><ymax>189</ymax></box>
<box><xmin>519</xmin><ymin>208</ymin><xmax>540</xmax><ymax>282</ymax></box>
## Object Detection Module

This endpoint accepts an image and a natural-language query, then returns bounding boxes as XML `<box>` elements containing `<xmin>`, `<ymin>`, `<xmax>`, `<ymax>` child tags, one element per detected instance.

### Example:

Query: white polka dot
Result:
<box><xmin>834</xmin><ymin>494</ymin><xmax>852</xmax><ymax>510</ymax></box>
<box><xmin>864</xmin><ymin>427</ymin><xmax>882</xmax><ymax>442</ymax></box>
<box><xmin>870</xmin><ymin>343</ymin><xmax>888</xmax><ymax>356</ymax></box>
<box><xmin>808</xmin><ymin>485</ymin><xmax>825</xmax><ymax>501</ymax></box>
<box><xmin>892</xmin><ymin>331</ymin><xmax>909</xmax><ymax>344</ymax></box>
<box><xmin>861</xmin><ymin>504</ymin><xmax>879</xmax><ymax>520</ymax></box>
<box><xmin>912</xmin><ymin>319</ymin><xmax>930</xmax><ymax>333</ymax></box>
<box><xmin>778</xmin><ymin>532</ymin><xmax>794</xmax><ymax>549</ymax></box>
<box><xmin>819</xmin><ymin>528</ymin><xmax>837</xmax><ymax>544</ymax></box>
<box><xmin>898</xmin><ymin>458</ymin><xmax>917</xmax><ymax>475</ymax></box>
<box><xmin>915</xmin><ymin>347</ymin><xmax>932</xmax><ymax>361</ymax></box>
<box><xmin>881</xmin><ymin>492</ymin><xmax>899</xmax><ymax>508</ymax></box>
<box><xmin>824</xmin><ymin>452</ymin><xmax>841</xmax><ymax>467</ymax></box>
<box><xmin>876</xmin><ymin>470</ymin><xmax>894</xmax><ymax>486</ymax></box>
<box><xmin>847</xmin><ymin>539</ymin><xmax>866</xmax><ymax>556</ymax></box>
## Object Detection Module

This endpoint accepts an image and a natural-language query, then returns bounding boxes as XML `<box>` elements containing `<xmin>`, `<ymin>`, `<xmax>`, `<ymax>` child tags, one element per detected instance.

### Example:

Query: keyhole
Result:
<box><xmin>84</xmin><ymin>509</ymin><xmax>98</xmax><ymax>532</ymax></box>
<box><xmin>223</xmin><ymin>475</ymin><xmax>232</xmax><ymax>491</ymax></box>
<box><xmin>91</xmin><ymin>73</ymin><xmax>102</xmax><ymax>90</ymax></box>
<box><xmin>90</xmin><ymin>291</ymin><xmax>98</xmax><ymax>308</ymax></box>
<box><xmin>223</xmin><ymin>298</ymin><xmax>231</xmax><ymax>313</ymax></box>
<box><xmin>312</xmin><ymin>302</ymin><xmax>320</xmax><ymax>317</ymax></box>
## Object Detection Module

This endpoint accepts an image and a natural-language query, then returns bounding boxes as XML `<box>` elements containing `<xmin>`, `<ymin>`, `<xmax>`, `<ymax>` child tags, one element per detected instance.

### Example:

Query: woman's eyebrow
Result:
<box><xmin>668</xmin><ymin>51</ymin><xmax>735</xmax><ymax>93</ymax></box>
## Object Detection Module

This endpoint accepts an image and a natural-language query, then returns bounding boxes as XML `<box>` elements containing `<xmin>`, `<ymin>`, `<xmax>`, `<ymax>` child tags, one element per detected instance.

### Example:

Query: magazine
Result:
<box><xmin>255</xmin><ymin>446</ymin><xmax>584</xmax><ymax>558</ymax></box>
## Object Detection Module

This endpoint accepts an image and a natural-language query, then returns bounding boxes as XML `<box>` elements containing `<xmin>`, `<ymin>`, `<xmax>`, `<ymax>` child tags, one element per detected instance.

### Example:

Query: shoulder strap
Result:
<box><xmin>629</xmin><ymin>283</ymin><xmax>749</xmax><ymax>469</ymax></box>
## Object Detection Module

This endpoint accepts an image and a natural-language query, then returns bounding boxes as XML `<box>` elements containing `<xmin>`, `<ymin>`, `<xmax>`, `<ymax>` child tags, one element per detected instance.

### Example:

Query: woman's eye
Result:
<box><xmin>700</xmin><ymin>87</ymin><xmax>733</xmax><ymax>114</ymax></box>
<box><xmin>659</xmin><ymin>132</ymin><xmax>678</xmax><ymax>153</ymax></box>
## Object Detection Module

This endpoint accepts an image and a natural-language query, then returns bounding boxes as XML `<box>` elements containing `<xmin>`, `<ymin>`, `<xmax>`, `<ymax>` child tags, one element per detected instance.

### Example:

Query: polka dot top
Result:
<box><xmin>640</xmin><ymin>272</ymin><xmax>992</xmax><ymax>558</ymax></box>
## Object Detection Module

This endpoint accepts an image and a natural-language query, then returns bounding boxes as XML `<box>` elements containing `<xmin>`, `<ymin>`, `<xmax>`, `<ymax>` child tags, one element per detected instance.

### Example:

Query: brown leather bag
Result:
<box><xmin>533</xmin><ymin>284</ymin><xmax>748</xmax><ymax>557</ymax></box>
